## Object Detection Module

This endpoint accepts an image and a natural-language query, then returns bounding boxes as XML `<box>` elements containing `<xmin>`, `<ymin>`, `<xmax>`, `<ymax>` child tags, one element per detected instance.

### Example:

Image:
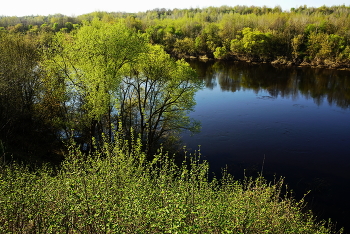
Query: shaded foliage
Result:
<box><xmin>119</xmin><ymin>45</ymin><xmax>202</xmax><ymax>155</ymax></box>
<box><xmin>0</xmin><ymin>33</ymin><xmax>62</xmax><ymax>163</ymax></box>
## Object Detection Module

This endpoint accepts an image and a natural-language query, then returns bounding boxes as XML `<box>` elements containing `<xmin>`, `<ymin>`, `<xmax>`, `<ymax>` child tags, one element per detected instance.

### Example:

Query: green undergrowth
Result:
<box><xmin>0</xmin><ymin>137</ymin><xmax>342</xmax><ymax>233</ymax></box>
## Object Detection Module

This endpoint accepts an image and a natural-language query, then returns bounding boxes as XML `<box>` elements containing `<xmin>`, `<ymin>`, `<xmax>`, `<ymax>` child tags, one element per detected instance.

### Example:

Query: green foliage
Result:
<box><xmin>305</xmin><ymin>32</ymin><xmax>347</xmax><ymax>65</ymax></box>
<box><xmin>1</xmin><ymin>5</ymin><xmax>350</xmax><ymax>68</ymax></box>
<box><xmin>0</xmin><ymin>33</ymin><xmax>62</xmax><ymax>162</ymax></box>
<box><xmin>0</xmin><ymin>137</ymin><xmax>341</xmax><ymax>233</ymax></box>
<box><xmin>173</xmin><ymin>37</ymin><xmax>196</xmax><ymax>55</ymax></box>
<box><xmin>42</xmin><ymin>19</ymin><xmax>149</xmax><ymax>145</ymax></box>
<box><xmin>213</xmin><ymin>46</ymin><xmax>229</xmax><ymax>59</ymax></box>
<box><xmin>124</xmin><ymin>16</ymin><xmax>143</xmax><ymax>32</ymax></box>
<box><xmin>52</xmin><ymin>22</ymin><xmax>59</xmax><ymax>32</ymax></box>
<box><xmin>319</xmin><ymin>34</ymin><xmax>345</xmax><ymax>59</ymax></box>
<box><xmin>231</xmin><ymin>27</ymin><xmax>273</xmax><ymax>61</ymax></box>
<box><xmin>64</xmin><ymin>22</ymin><xmax>73</xmax><ymax>31</ymax></box>
<box><xmin>40</xmin><ymin>19</ymin><xmax>200</xmax><ymax>157</ymax></box>
<box><xmin>119</xmin><ymin>45</ymin><xmax>202</xmax><ymax>154</ymax></box>
<box><xmin>194</xmin><ymin>35</ymin><xmax>207</xmax><ymax>54</ymax></box>
<box><xmin>340</xmin><ymin>46</ymin><xmax>350</xmax><ymax>62</ymax></box>
<box><xmin>71</xmin><ymin>19</ymin><xmax>147</xmax><ymax>119</ymax></box>
<box><xmin>304</xmin><ymin>24</ymin><xmax>317</xmax><ymax>35</ymax></box>
<box><xmin>146</xmin><ymin>25</ymin><xmax>165</xmax><ymax>44</ymax></box>
<box><xmin>291</xmin><ymin>34</ymin><xmax>305</xmax><ymax>61</ymax></box>
<box><xmin>201</xmin><ymin>23</ymin><xmax>221</xmax><ymax>54</ymax></box>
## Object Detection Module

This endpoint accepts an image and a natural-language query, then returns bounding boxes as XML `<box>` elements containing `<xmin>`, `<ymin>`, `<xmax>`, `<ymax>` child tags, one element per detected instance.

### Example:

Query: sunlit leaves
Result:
<box><xmin>214</xmin><ymin>46</ymin><xmax>228</xmax><ymax>59</ymax></box>
<box><xmin>0</xmin><ymin>138</ymin><xmax>340</xmax><ymax>233</ymax></box>
<box><xmin>69</xmin><ymin>19</ymin><xmax>147</xmax><ymax>119</ymax></box>
<box><xmin>42</xmin><ymin>19</ymin><xmax>149</xmax><ymax>144</ymax></box>
<box><xmin>42</xmin><ymin>19</ymin><xmax>201</xmax><ymax>154</ymax></box>
<box><xmin>230</xmin><ymin>27</ymin><xmax>273</xmax><ymax>60</ymax></box>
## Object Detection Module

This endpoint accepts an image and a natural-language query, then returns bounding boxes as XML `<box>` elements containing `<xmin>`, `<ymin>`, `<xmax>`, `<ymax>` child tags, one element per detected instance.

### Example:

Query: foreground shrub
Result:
<box><xmin>0</xmin><ymin>138</ymin><xmax>342</xmax><ymax>233</ymax></box>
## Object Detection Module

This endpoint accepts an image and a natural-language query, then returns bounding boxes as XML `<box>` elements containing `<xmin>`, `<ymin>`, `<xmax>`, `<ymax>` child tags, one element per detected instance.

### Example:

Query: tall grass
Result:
<box><xmin>0</xmin><ymin>137</ymin><xmax>342</xmax><ymax>233</ymax></box>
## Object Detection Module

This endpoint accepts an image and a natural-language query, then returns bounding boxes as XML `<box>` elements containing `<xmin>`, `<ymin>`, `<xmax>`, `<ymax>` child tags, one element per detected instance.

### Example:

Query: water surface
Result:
<box><xmin>182</xmin><ymin>60</ymin><xmax>350</xmax><ymax>230</ymax></box>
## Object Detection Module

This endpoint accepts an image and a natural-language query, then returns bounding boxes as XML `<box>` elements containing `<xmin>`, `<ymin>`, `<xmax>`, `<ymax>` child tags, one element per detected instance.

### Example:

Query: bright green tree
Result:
<box><xmin>231</xmin><ymin>27</ymin><xmax>273</xmax><ymax>61</ymax></box>
<box><xmin>44</xmin><ymin>19</ymin><xmax>148</xmax><ymax>145</ymax></box>
<box><xmin>43</xmin><ymin>19</ymin><xmax>201</xmax><ymax>155</ymax></box>
<box><xmin>213</xmin><ymin>46</ymin><xmax>229</xmax><ymax>59</ymax></box>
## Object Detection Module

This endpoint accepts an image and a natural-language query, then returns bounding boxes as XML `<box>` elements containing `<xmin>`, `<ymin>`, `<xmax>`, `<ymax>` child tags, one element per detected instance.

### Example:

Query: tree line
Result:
<box><xmin>1</xmin><ymin>5</ymin><xmax>350</xmax><ymax>68</ymax></box>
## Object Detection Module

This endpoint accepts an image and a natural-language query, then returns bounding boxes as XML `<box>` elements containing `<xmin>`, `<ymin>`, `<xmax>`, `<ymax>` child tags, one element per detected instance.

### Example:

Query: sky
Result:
<box><xmin>1</xmin><ymin>0</ymin><xmax>348</xmax><ymax>17</ymax></box>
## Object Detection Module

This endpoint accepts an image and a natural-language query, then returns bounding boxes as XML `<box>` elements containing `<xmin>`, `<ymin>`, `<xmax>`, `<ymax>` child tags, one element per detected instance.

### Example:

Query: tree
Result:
<box><xmin>203</xmin><ymin>23</ymin><xmax>221</xmax><ymax>54</ymax></box>
<box><xmin>173</xmin><ymin>37</ymin><xmax>196</xmax><ymax>56</ymax></box>
<box><xmin>0</xmin><ymin>33</ymin><xmax>61</xmax><ymax>162</ymax></box>
<box><xmin>43</xmin><ymin>20</ymin><xmax>202</xmax><ymax>155</ymax></box>
<box><xmin>291</xmin><ymin>34</ymin><xmax>305</xmax><ymax>62</ymax></box>
<box><xmin>118</xmin><ymin>45</ymin><xmax>202</xmax><ymax>155</ymax></box>
<box><xmin>43</xmin><ymin>19</ymin><xmax>148</xmax><ymax>148</ymax></box>
<box><xmin>214</xmin><ymin>46</ymin><xmax>229</xmax><ymax>59</ymax></box>
<box><xmin>64</xmin><ymin>22</ymin><xmax>73</xmax><ymax>32</ymax></box>
<box><xmin>231</xmin><ymin>27</ymin><xmax>273</xmax><ymax>61</ymax></box>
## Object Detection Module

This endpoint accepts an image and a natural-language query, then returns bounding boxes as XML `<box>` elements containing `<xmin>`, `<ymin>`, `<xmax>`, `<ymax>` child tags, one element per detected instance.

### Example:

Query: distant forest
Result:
<box><xmin>1</xmin><ymin>5</ymin><xmax>350</xmax><ymax>68</ymax></box>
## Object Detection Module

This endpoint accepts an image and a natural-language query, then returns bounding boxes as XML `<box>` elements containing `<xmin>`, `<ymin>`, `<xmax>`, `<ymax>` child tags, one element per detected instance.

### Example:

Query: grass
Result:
<box><xmin>0</xmin><ymin>136</ymin><xmax>343</xmax><ymax>233</ymax></box>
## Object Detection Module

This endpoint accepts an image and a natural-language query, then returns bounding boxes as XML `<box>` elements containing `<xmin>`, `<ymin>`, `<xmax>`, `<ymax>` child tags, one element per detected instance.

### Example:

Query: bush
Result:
<box><xmin>0</xmin><ymin>136</ymin><xmax>342</xmax><ymax>233</ymax></box>
<box><xmin>214</xmin><ymin>46</ymin><xmax>229</xmax><ymax>59</ymax></box>
<box><xmin>231</xmin><ymin>27</ymin><xmax>273</xmax><ymax>61</ymax></box>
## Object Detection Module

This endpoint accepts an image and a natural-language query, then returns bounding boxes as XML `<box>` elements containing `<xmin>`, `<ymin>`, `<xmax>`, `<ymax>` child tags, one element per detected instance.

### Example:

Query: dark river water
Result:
<box><xmin>182</xmin><ymin>60</ymin><xmax>350</xmax><ymax>231</ymax></box>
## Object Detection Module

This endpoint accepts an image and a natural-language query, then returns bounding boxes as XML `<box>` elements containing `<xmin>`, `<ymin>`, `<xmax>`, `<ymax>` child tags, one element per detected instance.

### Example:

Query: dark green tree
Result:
<box><xmin>0</xmin><ymin>33</ymin><xmax>61</xmax><ymax>162</ymax></box>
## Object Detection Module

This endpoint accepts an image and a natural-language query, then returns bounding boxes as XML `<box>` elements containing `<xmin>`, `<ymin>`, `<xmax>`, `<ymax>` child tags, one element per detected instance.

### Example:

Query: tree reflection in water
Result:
<box><xmin>189</xmin><ymin>60</ymin><xmax>350</xmax><ymax>109</ymax></box>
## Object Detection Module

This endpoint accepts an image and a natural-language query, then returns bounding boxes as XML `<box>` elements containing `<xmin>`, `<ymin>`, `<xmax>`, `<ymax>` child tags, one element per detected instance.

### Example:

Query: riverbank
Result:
<box><xmin>175</xmin><ymin>53</ymin><xmax>350</xmax><ymax>71</ymax></box>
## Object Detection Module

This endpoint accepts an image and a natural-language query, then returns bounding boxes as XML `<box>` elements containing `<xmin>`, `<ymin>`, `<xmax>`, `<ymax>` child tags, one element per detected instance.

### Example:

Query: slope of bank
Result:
<box><xmin>0</xmin><ymin>139</ymin><xmax>342</xmax><ymax>233</ymax></box>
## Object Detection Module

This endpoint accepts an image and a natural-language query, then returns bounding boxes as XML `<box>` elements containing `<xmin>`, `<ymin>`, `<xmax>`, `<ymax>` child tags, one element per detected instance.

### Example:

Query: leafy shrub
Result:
<box><xmin>231</xmin><ymin>27</ymin><xmax>273</xmax><ymax>61</ymax></box>
<box><xmin>0</xmin><ymin>136</ymin><xmax>342</xmax><ymax>233</ymax></box>
<box><xmin>214</xmin><ymin>46</ymin><xmax>229</xmax><ymax>59</ymax></box>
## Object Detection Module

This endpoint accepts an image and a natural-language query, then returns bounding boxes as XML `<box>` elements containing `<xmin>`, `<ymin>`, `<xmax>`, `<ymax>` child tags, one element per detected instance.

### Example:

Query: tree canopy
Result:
<box><xmin>0</xmin><ymin>18</ymin><xmax>202</xmax><ymax>162</ymax></box>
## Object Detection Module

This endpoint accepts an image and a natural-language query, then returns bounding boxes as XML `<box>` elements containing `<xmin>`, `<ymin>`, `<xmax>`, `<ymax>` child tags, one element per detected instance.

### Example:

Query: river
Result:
<box><xmin>182</xmin><ymin>60</ymin><xmax>350</xmax><ymax>231</ymax></box>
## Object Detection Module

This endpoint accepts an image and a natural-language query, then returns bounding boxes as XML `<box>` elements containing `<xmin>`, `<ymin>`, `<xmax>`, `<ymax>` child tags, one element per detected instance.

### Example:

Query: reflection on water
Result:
<box><xmin>183</xmin><ymin>60</ymin><xmax>350</xmax><ymax>231</ymax></box>
<box><xmin>191</xmin><ymin>60</ymin><xmax>350</xmax><ymax>109</ymax></box>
